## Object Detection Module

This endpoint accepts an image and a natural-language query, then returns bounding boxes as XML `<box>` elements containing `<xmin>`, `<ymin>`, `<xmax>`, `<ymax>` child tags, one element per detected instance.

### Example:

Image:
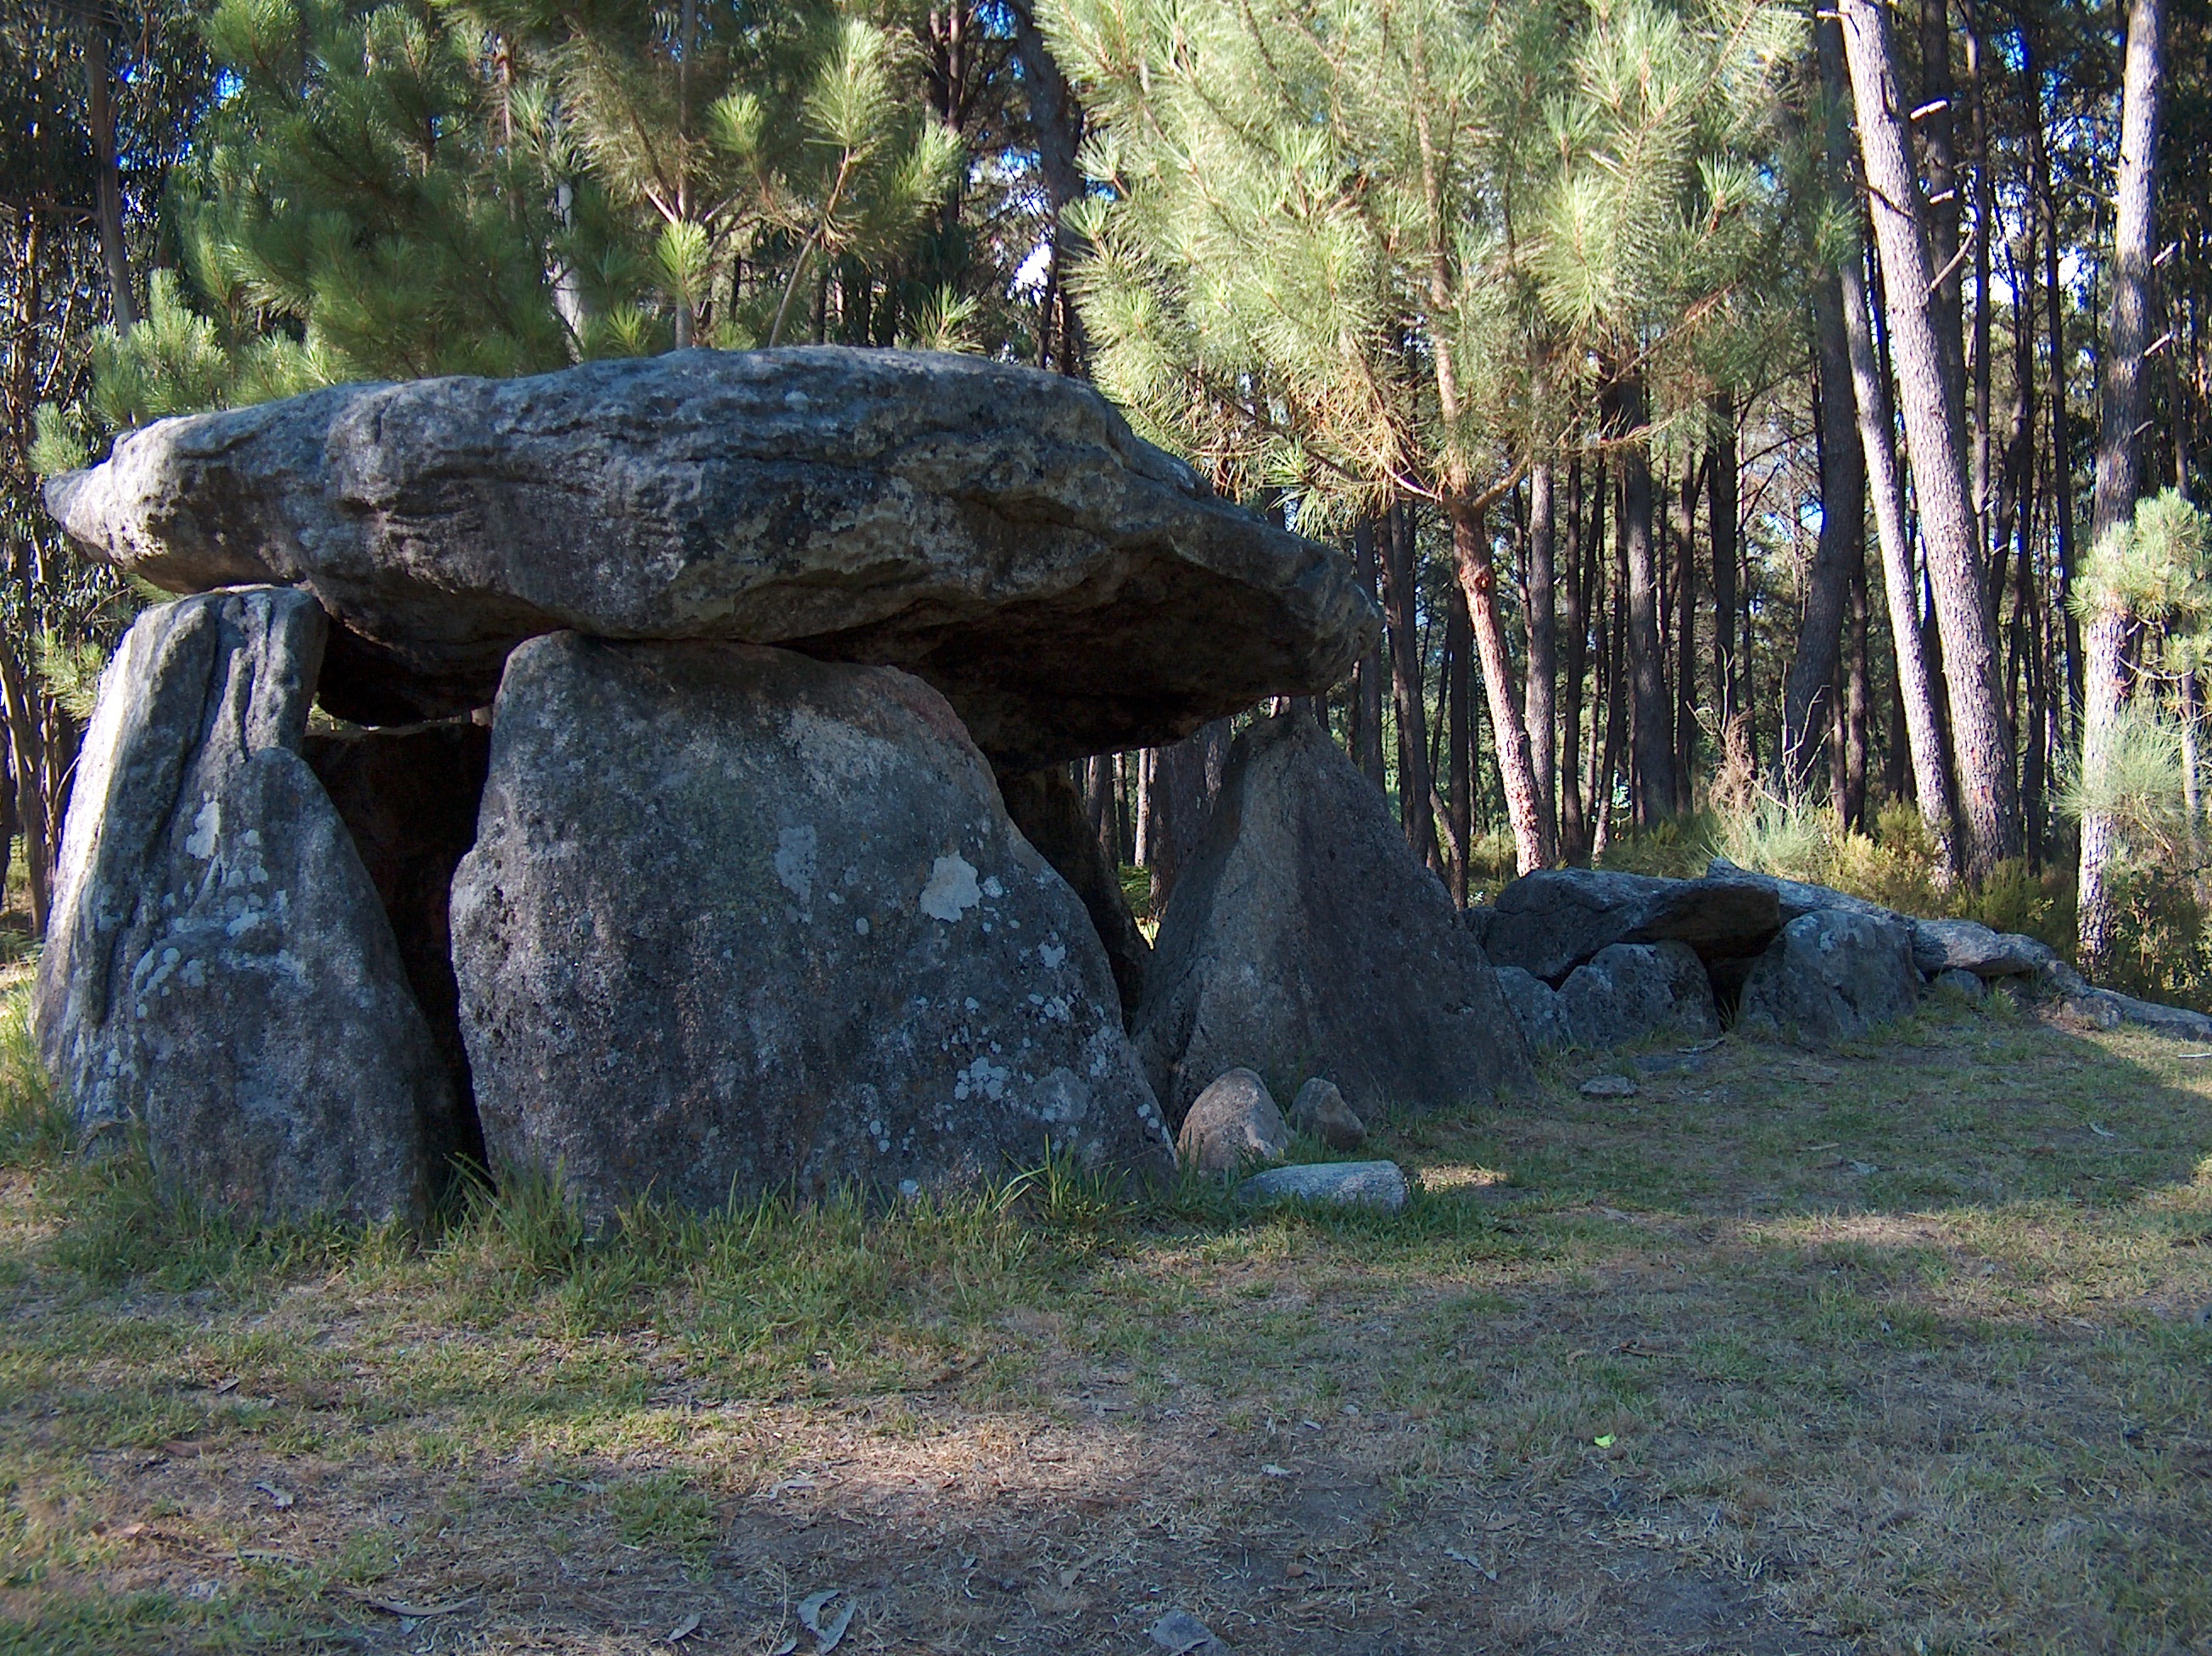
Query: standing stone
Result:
<box><xmin>1736</xmin><ymin>909</ymin><xmax>1920</xmax><ymax>1044</ymax></box>
<box><xmin>450</xmin><ymin>635</ymin><xmax>1172</xmax><ymax>1220</ymax></box>
<box><xmin>1176</xmin><ymin>1068</ymin><xmax>1291</xmax><ymax>1172</ymax></box>
<box><xmin>1133</xmin><ymin>712</ymin><xmax>1530</xmax><ymax>1122</ymax></box>
<box><xmin>33</xmin><ymin>588</ymin><xmax>446</xmax><ymax>1222</ymax></box>
<box><xmin>1556</xmin><ymin>942</ymin><xmax>1721</xmax><ymax>1050</ymax></box>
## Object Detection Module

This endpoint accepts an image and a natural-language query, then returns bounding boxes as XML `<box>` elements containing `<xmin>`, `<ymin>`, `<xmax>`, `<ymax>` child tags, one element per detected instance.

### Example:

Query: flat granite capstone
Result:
<box><xmin>45</xmin><ymin>348</ymin><xmax>1377</xmax><ymax>768</ymax></box>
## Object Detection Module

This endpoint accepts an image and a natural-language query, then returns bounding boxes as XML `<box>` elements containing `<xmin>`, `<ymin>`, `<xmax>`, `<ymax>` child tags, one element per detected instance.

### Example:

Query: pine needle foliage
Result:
<box><xmin>1042</xmin><ymin>0</ymin><xmax>1798</xmax><ymax>522</ymax></box>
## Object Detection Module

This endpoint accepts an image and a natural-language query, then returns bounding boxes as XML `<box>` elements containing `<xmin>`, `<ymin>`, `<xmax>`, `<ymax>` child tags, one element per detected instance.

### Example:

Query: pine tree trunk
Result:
<box><xmin>1608</xmin><ymin>374</ymin><xmax>1674</xmax><ymax>823</ymax></box>
<box><xmin>1708</xmin><ymin>400</ymin><xmax>1740</xmax><ymax>737</ymax></box>
<box><xmin>1445</xmin><ymin>493</ymin><xmax>1554</xmax><ymax>873</ymax></box>
<box><xmin>85</xmin><ymin>14</ymin><xmax>137</xmax><ymax>333</ymax></box>
<box><xmin>1840</xmin><ymin>0</ymin><xmax>2020</xmax><ymax>878</ymax></box>
<box><xmin>1841</xmin><ymin>551</ymin><xmax>1871</xmax><ymax>828</ymax></box>
<box><xmin>0</xmin><ymin>639</ymin><xmax>49</xmax><ymax>937</ymax></box>
<box><xmin>1673</xmin><ymin>458</ymin><xmax>1700</xmax><ymax>791</ymax></box>
<box><xmin>2075</xmin><ymin>0</ymin><xmax>2166</xmax><ymax>976</ymax></box>
<box><xmin>1525</xmin><ymin>457</ymin><xmax>1558</xmax><ymax>835</ymax></box>
<box><xmin>1447</xmin><ymin>586</ymin><xmax>1473</xmax><ymax>906</ymax></box>
<box><xmin>1561</xmin><ymin>456</ymin><xmax>1596</xmax><ymax>863</ymax></box>
<box><xmin>1822</xmin><ymin>14</ymin><xmax>1959</xmax><ymax>856</ymax></box>
<box><xmin>2024</xmin><ymin>17</ymin><xmax>2082</xmax><ymax>728</ymax></box>
<box><xmin>1382</xmin><ymin>501</ymin><xmax>1438</xmax><ymax>866</ymax></box>
<box><xmin>1784</xmin><ymin>270</ymin><xmax>1866</xmax><ymax>796</ymax></box>
<box><xmin>1350</xmin><ymin>519</ymin><xmax>1388</xmax><ymax>790</ymax></box>
<box><xmin>1086</xmin><ymin>753</ymin><xmax>1119</xmax><ymax>867</ymax></box>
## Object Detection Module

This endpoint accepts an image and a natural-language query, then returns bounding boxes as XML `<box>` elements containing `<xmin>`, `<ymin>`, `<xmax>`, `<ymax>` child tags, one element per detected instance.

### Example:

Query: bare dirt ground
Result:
<box><xmin>1</xmin><ymin>982</ymin><xmax>2208</xmax><ymax>1654</ymax></box>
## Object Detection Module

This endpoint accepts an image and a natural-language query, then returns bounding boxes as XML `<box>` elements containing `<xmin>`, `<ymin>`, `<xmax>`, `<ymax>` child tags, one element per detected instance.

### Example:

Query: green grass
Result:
<box><xmin>0</xmin><ymin>976</ymin><xmax>2208</xmax><ymax>1653</ymax></box>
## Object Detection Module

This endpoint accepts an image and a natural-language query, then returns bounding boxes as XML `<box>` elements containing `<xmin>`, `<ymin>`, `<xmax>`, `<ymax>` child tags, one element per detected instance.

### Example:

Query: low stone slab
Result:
<box><xmin>1557</xmin><ymin>942</ymin><xmax>1721</xmax><ymax>1049</ymax></box>
<box><xmin>46</xmin><ymin>349</ymin><xmax>1377</xmax><ymax>769</ymax></box>
<box><xmin>1493</xmin><ymin>965</ymin><xmax>1572</xmax><ymax>1055</ymax></box>
<box><xmin>1234</xmin><ymin>1160</ymin><xmax>1409</xmax><ymax>1212</ymax></box>
<box><xmin>1703</xmin><ymin>858</ymin><xmax>1894</xmax><ymax>922</ymax></box>
<box><xmin>34</xmin><ymin>588</ymin><xmax>447</xmax><ymax>1222</ymax></box>
<box><xmin>1910</xmin><ymin>917</ymin><xmax>2056</xmax><ymax>979</ymax></box>
<box><xmin>450</xmin><ymin>634</ymin><xmax>1172</xmax><ymax>1220</ymax></box>
<box><xmin>1735</xmin><ymin>909</ymin><xmax>1920</xmax><ymax>1045</ymax></box>
<box><xmin>1478</xmin><ymin>868</ymin><xmax>1780</xmax><ymax>983</ymax></box>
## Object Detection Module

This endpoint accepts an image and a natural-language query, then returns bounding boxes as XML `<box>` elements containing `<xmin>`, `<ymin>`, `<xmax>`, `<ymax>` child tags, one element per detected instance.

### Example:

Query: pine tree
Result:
<box><xmin>1046</xmin><ymin>0</ymin><xmax>1792</xmax><ymax>870</ymax></box>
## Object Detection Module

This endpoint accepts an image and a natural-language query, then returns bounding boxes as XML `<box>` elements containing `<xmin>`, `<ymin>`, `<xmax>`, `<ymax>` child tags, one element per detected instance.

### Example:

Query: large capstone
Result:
<box><xmin>449</xmin><ymin>634</ymin><xmax>1173</xmax><ymax>1219</ymax></box>
<box><xmin>44</xmin><ymin>349</ymin><xmax>1377</xmax><ymax>770</ymax></box>
<box><xmin>1473</xmin><ymin>868</ymin><xmax>1782</xmax><ymax>985</ymax></box>
<box><xmin>33</xmin><ymin>588</ymin><xmax>449</xmax><ymax>1222</ymax></box>
<box><xmin>1133</xmin><ymin>712</ymin><xmax>1531</xmax><ymax>1122</ymax></box>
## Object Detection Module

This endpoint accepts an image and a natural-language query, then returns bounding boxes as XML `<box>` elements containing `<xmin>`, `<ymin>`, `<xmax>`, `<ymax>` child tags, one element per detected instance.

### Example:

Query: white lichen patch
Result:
<box><xmin>774</xmin><ymin>825</ymin><xmax>818</xmax><ymax>902</ymax></box>
<box><xmin>918</xmin><ymin>854</ymin><xmax>981</xmax><ymax>921</ymax></box>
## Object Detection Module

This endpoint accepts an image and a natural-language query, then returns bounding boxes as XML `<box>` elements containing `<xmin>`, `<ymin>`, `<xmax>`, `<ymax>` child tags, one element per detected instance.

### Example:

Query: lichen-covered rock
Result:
<box><xmin>1480</xmin><ymin>868</ymin><xmax>1781</xmax><ymax>983</ymax></box>
<box><xmin>1176</xmin><ymin>1068</ymin><xmax>1290</xmax><ymax>1172</ymax></box>
<box><xmin>44</xmin><ymin>349</ymin><xmax>1376</xmax><ymax>769</ymax></box>
<box><xmin>1557</xmin><ymin>942</ymin><xmax>1721</xmax><ymax>1049</ymax></box>
<box><xmin>1736</xmin><ymin>909</ymin><xmax>1920</xmax><ymax>1044</ymax></box>
<box><xmin>450</xmin><ymin>634</ymin><xmax>1171</xmax><ymax>1219</ymax></box>
<box><xmin>1133</xmin><ymin>713</ymin><xmax>1529</xmax><ymax>1122</ymax></box>
<box><xmin>33</xmin><ymin>588</ymin><xmax>447</xmax><ymax>1222</ymax></box>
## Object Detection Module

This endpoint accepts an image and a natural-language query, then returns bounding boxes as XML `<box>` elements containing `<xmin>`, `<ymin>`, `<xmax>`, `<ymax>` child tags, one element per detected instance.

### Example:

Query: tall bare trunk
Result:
<box><xmin>2075</xmin><ymin>0</ymin><xmax>2167</xmax><ymax>975</ymax></box>
<box><xmin>1446</xmin><ymin>587</ymin><xmax>1473</xmax><ymax>906</ymax></box>
<box><xmin>1709</xmin><ymin>402</ymin><xmax>1739</xmax><ymax>736</ymax></box>
<box><xmin>1822</xmin><ymin>14</ymin><xmax>1958</xmax><ymax>857</ymax></box>
<box><xmin>1561</xmin><ymin>456</ymin><xmax>1597</xmax><ymax>863</ymax></box>
<box><xmin>2025</xmin><ymin>18</ymin><xmax>2082</xmax><ymax>726</ymax></box>
<box><xmin>85</xmin><ymin>12</ymin><xmax>136</xmax><ymax>332</ymax></box>
<box><xmin>1524</xmin><ymin>456</ymin><xmax>1558</xmax><ymax>835</ymax></box>
<box><xmin>1840</xmin><ymin>0</ymin><xmax>2020</xmax><ymax>878</ymax></box>
<box><xmin>0</xmin><ymin>639</ymin><xmax>50</xmax><ymax>937</ymax></box>
<box><xmin>1785</xmin><ymin>268</ymin><xmax>1866</xmax><ymax>796</ymax></box>
<box><xmin>1609</xmin><ymin>374</ymin><xmax>1674</xmax><ymax>823</ymax></box>
<box><xmin>1350</xmin><ymin>518</ymin><xmax>1388</xmax><ymax>790</ymax></box>
<box><xmin>1382</xmin><ymin>501</ymin><xmax>1438</xmax><ymax>866</ymax></box>
<box><xmin>1446</xmin><ymin>493</ymin><xmax>1554</xmax><ymax>873</ymax></box>
<box><xmin>1672</xmin><ymin>456</ymin><xmax>1700</xmax><ymax>791</ymax></box>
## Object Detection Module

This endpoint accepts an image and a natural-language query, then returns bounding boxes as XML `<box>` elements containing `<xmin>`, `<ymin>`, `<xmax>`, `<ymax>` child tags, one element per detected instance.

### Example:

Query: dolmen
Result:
<box><xmin>36</xmin><ymin>347</ymin><xmax>1385</xmax><ymax>1224</ymax></box>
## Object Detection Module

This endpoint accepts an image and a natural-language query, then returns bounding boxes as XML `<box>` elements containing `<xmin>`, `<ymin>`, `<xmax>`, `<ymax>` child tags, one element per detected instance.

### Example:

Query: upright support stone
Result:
<box><xmin>1133</xmin><ymin>713</ymin><xmax>1531</xmax><ymax>1122</ymax></box>
<box><xmin>449</xmin><ymin>635</ymin><xmax>1172</xmax><ymax>1220</ymax></box>
<box><xmin>34</xmin><ymin>588</ymin><xmax>449</xmax><ymax>1222</ymax></box>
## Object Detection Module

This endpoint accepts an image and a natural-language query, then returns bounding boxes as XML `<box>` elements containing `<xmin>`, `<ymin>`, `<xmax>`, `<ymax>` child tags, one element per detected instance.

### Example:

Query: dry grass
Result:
<box><xmin>0</xmin><ymin>981</ymin><xmax>2208</xmax><ymax>1654</ymax></box>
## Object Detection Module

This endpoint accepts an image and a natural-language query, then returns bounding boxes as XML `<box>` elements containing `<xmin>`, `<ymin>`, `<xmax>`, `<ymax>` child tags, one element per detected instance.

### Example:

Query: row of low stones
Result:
<box><xmin>1471</xmin><ymin>859</ymin><xmax>2212</xmax><ymax>1054</ymax></box>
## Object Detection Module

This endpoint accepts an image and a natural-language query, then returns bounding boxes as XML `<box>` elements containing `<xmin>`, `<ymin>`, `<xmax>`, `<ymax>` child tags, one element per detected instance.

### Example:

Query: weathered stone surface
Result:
<box><xmin>34</xmin><ymin>588</ymin><xmax>446</xmax><ymax>1222</ymax></box>
<box><xmin>1493</xmin><ymin>965</ymin><xmax>1571</xmax><ymax>1055</ymax></box>
<box><xmin>450</xmin><ymin>634</ymin><xmax>1172</xmax><ymax>1219</ymax></box>
<box><xmin>1234</xmin><ymin>1160</ymin><xmax>1409</xmax><ymax>1211</ymax></box>
<box><xmin>1910</xmin><ymin>917</ymin><xmax>2055</xmax><ymax>979</ymax></box>
<box><xmin>997</xmin><ymin>764</ymin><xmax>1148</xmax><ymax>1022</ymax></box>
<box><xmin>1557</xmin><ymin>942</ymin><xmax>1721</xmax><ymax>1049</ymax></box>
<box><xmin>1934</xmin><ymin>967</ymin><xmax>1988</xmax><ymax>1000</ymax></box>
<box><xmin>1289</xmin><ymin>1077</ymin><xmax>1367</xmax><ymax>1151</ymax></box>
<box><xmin>1479</xmin><ymin>869</ymin><xmax>1781</xmax><ymax>984</ymax></box>
<box><xmin>304</xmin><ymin>717</ymin><xmax>490</xmax><ymax>1171</ymax></box>
<box><xmin>1579</xmin><ymin>1073</ymin><xmax>1638</xmax><ymax>1098</ymax></box>
<box><xmin>1735</xmin><ymin>909</ymin><xmax>1920</xmax><ymax>1044</ymax></box>
<box><xmin>1176</xmin><ymin>1068</ymin><xmax>1290</xmax><ymax>1172</ymax></box>
<box><xmin>1134</xmin><ymin>713</ymin><xmax>1530</xmax><ymax>1122</ymax></box>
<box><xmin>1703</xmin><ymin>858</ymin><xmax>1894</xmax><ymax>922</ymax></box>
<box><xmin>46</xmin><ymin>349</ymin><xmax>1377</xmax><ymax>769</ymax></box>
